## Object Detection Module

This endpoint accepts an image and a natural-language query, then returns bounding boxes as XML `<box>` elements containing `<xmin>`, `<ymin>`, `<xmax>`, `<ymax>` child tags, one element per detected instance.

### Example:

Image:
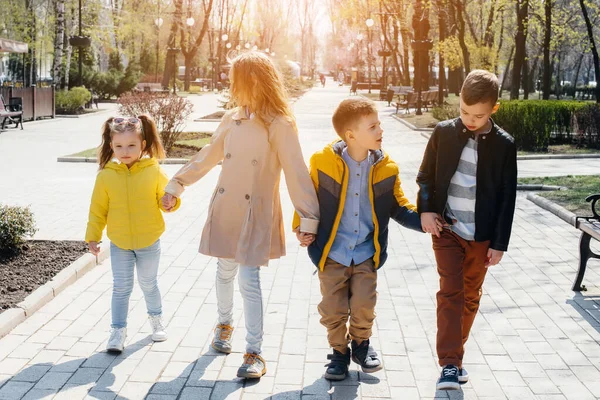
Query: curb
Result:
<box><xmin>390</xmin><ymin>114</ymin><xmax>435</xmax><ymax>132</ymax></box>
<box><xmin>193</xmin><ymin>118</ymin><xmax>222</xmax><ymax>122</ymax></box>
<box><xmin>517</xmin><ymin>184</ymin><xmax>565</xmax><ymax>191</ymax></box>
<box><xmin>0</xmin><ymin>242</ymin><xmax>110</xmax><ymax>339</ymax></box>
<box><xmin>57</xmin><ymin>157</ymin><xmax>191</xmax><ymax>164</ymax></box>
<box><xmin>526</xmin><ymin>193</ymin><xmax>577</xmax><ymax>227</ymax></box>
<box><xmin>517</xmin><ymin>153</ymin><xmax>600</xmax><ymax>160</ymax></box>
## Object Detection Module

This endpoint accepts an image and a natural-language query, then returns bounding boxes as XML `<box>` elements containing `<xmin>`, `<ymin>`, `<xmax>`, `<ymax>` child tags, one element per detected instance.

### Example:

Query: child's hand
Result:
<box><xmin>421</xmin><ymin>212</ymin><xmax>445</xmax><ymax>237</ymax></box>
<box><xmin>485</xmin><ymin>248</ymin><xmax>504</xmax><ymax>268</ymax></box>
<box><xmin>89</xmin><ymin>241</ymin><xmax>100</xmax><ymax>256</ymax></box>
<box><xmin>298</xmin><ymin>233</ymin><xmax>315</xmax><ymax>247</ymax></box>
<box><xmin>161</xmin><ymin>193</ymin><xmax>177</xmax><ymax>211</ymax></box>
<box><xmin>294</xmin><ymin>228</ymin><xmax>315</xmax><ymax>247</ymax></box>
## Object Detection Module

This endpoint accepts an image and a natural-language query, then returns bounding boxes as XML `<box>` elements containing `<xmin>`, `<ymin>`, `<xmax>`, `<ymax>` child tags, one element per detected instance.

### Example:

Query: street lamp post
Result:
<box><xmin>154</xmin><ymin>17</ymin><xmax>163</xmax><ymax>83</ymax></box>
<box><xmin>365</xmin><ymin>18</ymin><xmax>374</xmax><ymax>93</ymax></box>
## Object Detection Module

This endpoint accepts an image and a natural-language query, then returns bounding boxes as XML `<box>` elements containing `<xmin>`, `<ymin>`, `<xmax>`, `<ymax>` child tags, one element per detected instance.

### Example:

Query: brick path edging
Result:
<box><xmin>526</xmin><ymin>192</ymin><xmax>578</xmax><ymax>226</ymax></box>
<box><xmin>0</xmin><ymin>243</ymin><xmax>110</xmax><ymax>339</ymax></box>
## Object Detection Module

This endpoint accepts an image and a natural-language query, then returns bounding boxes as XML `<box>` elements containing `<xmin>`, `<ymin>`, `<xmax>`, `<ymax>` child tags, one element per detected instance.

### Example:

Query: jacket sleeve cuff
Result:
<box><xmin>299</xmin><ymin>218</ymin><xmax>319</xmax><ymax>234</ymax></box>
<box><xmin>165</xmin><ymin>180</ymin><xmax>185</xmax><ymax>197</ymax></box>
<box><xmin>490</xmin><ymin>242</ymin><xmax>508</xmax><ymax>252</ymax></box>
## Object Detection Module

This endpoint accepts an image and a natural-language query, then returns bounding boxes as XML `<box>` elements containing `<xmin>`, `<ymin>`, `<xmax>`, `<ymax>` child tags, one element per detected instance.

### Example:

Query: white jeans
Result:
<box><xmin>216</xmin><ymin>258</ymin><xmax>263</xmax><ymax>354</ymax></box>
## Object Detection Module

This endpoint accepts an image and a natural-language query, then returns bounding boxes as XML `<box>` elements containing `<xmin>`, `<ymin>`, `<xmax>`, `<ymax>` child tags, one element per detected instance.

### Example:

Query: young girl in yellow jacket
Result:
<box><xmin>85</xmin><ymin>115</ymin><xmax>180</xmax><ymax>354</ymax></box>
<box><xmin>161</xmin><ymin>52</ymin><xmax>319</xmax><ymax>379</ymax></box>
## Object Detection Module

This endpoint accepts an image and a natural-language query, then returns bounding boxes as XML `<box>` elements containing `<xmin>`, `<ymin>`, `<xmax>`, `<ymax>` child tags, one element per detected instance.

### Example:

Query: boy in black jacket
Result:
<box><xmin>416</xmin><ymin>70</ymin><xmax>517</xmax><ymax>390</ymax></box>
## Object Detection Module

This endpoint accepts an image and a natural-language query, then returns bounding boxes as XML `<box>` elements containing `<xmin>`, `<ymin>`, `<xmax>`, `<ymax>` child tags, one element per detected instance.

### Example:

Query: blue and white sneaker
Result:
<box><xmin>459</xmin><ymin>367</ymin><xmax>469</xmax><ymax>384</ymax></box>
<box><xmin>437</xmin><ymin>364</ymin><xmax>460</xmax><ymax>390</ymax></box>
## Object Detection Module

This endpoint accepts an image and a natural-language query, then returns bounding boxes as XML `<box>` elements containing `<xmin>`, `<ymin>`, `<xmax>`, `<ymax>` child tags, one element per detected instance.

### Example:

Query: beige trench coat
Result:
<box><xmin>165</xmin><ymin>107</ymin><xmax>320</xmax><ymax>266</ymax></box>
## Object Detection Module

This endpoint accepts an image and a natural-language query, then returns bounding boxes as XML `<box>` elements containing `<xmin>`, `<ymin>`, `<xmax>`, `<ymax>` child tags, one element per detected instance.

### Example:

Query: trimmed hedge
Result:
<box><xmin>55</xmin><ymin>87</ymin><xmax>92</xmax><ymax>113</ymax></box>
<box><xmin>494</xmin><ymin>100</ymin><xmax>599</xmax><ymax>151</ymax></box>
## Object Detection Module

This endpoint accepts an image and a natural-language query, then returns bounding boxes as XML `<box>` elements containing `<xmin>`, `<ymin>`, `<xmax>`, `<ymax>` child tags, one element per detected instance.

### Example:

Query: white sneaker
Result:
<box><xmin>149</xmin><ymin>315</ymin><xmax>168</xmax><ymax>342</ymax></box>
<box><xmin>106</xmin><ymin>327</ymin><xmax>127</xmax><ymax>353</ymax></box>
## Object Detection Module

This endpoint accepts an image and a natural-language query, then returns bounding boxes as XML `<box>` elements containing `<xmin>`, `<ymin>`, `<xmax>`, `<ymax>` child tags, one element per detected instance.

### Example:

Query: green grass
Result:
<box><xmin>70</xmin><ymin>148</ymin><xmax>97</xmax><ymax>157</ymax></box>
<box><xmin>518</xmin><ymin>175</ymin><xmax>600</xmax><ymax>215</ymax></box>
<box><xmin>175</xmin><ymin>137</ymin><xmax>211</xmax><ymax>148</ymax></box>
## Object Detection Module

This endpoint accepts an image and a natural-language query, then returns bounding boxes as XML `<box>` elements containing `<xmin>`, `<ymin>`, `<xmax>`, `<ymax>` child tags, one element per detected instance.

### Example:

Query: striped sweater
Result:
<box><xmin>446</xmin><ymin>137</ymin><xmax>477</xmax><ymax>240</ymax></box>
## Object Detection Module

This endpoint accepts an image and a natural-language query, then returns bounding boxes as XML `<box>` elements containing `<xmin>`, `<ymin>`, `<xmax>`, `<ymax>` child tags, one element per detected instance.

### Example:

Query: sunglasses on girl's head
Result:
<box><xmin>110</xmin><ymin>117</ymin><xmax>141</xmax><ymax>132</ymax></box>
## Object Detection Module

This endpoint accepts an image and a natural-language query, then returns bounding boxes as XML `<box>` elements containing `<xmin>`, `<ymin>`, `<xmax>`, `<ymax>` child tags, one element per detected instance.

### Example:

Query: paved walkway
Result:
<box><xmin>0</xmin><ymin>83</ymin><xmax>599</xmax><ymax>399</ymax></box>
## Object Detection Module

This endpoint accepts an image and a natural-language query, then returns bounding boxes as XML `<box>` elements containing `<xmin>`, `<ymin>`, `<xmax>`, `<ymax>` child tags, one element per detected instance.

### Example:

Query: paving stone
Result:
<box><xmin>0</xmin><ymin>381</ymin><xmax>35</xmax><ymax>400</ymax></box>
<box><xmin>33</xmin><ymin>372</ymin><xmax>72</xmax><ymax>390</ymax></box>
<box><xmin>178</xmin><ymin>387</ymin><xmax>212</xmax><ymax>400</ymax></box>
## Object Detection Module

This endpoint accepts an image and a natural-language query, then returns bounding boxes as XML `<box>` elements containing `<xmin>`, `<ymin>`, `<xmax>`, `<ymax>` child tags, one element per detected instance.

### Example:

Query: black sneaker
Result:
<box><xmin>437</xmin><ymin>364</ymin><xmax>460</xmax><ymax>390</ymax></box>
<box><xmin>324</xmin><ymin>348</ymin><xmax>350</xmax><ymax>381</ymax></box>
<box><xmin>459</xmin><ymin>367</ymin><xmax>468</xmax><ymax>384</ymax></box>
<box><xmin>351</xmin><ymin>340</ymin><xmax>382</xmax><ymax>373</ymax></box>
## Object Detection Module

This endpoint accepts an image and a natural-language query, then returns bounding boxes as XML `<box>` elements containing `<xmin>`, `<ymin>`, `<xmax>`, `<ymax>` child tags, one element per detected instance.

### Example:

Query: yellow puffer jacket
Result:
<box><xmin>85</xmin><ymin>157</ymin><xmax>181</xmax><ymax>250</ymax></box>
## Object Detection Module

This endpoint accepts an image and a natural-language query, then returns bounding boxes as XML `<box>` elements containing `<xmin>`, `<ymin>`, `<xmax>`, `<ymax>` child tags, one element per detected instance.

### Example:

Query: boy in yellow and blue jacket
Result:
<box><xmin>294</xmin><ymin>98</ymin><xmax>424</xmax><ymax>381</ymax></box>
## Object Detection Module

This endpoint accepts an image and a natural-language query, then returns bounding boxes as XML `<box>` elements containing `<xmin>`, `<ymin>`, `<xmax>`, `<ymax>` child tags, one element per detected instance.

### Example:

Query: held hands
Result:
<box><xmin>294</xmin><ymin>228</ymin><xmax>315</xmax><ymax>247</ymax></box>
<box><xmin>89</xmin><ymin>241</ymin><xmax>100</xmax><ymax>256</ymax></box>
<box><xmin>420</xmin><ymin>212</ymin><xmax>446</xmax><ymax>237</ymax></box>
<box><xmin>485</xmin><ymin>248</ymin><xmax>504</xmax><ymax>268</ymax></box>
<box><xmin>161</xmin><ymin>193</ymin><xmax>177</xmax><ymax>212</ymax></box>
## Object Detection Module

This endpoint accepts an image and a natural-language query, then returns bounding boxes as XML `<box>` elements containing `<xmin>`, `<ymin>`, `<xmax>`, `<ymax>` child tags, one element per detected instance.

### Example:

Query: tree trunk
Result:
<box><xmin>401</xmin><ymin>26</ymin><xmax>411</xmax><ymax>86</ymax></box>
<box><xmin>542</xmin><ymin>0</ymin><xmax>552</xmax><ymax>99</ymax></box>
<box><xmin>453</xmin><ymin>0</ymin><xmax>471</xmax><ymax>73</ymax></box>
<box><xmin>500</xmin><ymin>45</ymin><xmax>514</xmax><ymax>97</ymax></box>
<box><xmin>573</xmin><ymin>53</ymin><xmax>584</xmax><ymax>99</ymax></box>
<box><xmin>579</xmin><ymin>0</ymin><xmax>600</xmax><ymax>103</ymax></box>
<box><xmin>438</xmin><ymin>0</ymin><xmax>447</xmax><ymax>104</ymax></box>
<box><xmin>52</xmin><ymin>0</ymin><xmax>65</xmax><ymax>87</ymax></box>
<box><xmin>63</xmin><ymin>8</ymin><xmax>75</xmax><ymax>89</ymax></box>
<box><xmin>510</xmin><ymin>0</ymin><xmax>528</xmax><ymax>100</ymax></box>
<box><xmin>522</xmin><ymin>52</ymin><xmax>529</xmax><ymax>99</ymax></box>
<box><xmin>162</xmin><ymin>0</ymin><xmax>184</xmax><ymax>90</ymax></box>
<box><xmin>181</xmin><ymin>0</ymin><xmax>214</xmax><ymax>91</ymax></box>
<box><xmin>555</xmin><ymin>52</ymin><xmax>561</xmax><ymax>100</ymax></box>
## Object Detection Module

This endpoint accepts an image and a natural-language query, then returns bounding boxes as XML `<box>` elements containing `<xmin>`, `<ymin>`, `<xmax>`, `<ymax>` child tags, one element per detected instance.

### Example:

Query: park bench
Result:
<box><xmin>350</xmin><ymin>81</ymin><xmax>382</xmax><ymax>95</ymax></box>
<box><xmin>392</xmin><ymin>91</ymin><xmax>418</xmax><ymax>114</ymax></box>
<box><xmin>573</xmin><ymin>193</ymin><xmax>600</xmax><ymax>291</ymax></box>
<box><xmin>385</xmin><ymin>86</ymin><xmax>412</xmax><ymax>105</ymax></box>
<box><xmin>0</xmin><ymin>94</ymin><xmax>23</xmax><ymax>130</ymax></box>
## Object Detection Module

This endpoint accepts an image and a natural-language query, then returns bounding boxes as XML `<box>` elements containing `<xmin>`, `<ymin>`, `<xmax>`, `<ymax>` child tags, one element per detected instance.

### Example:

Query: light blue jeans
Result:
<box><xmin>110</xmin><ymin>240</ymin><xmax>162</xmax><ymax>328</ymax></box>
<box><xmin>216</xmin><ymin>258</ymin><xmax>263</xmax><ymax>355</ymax></box>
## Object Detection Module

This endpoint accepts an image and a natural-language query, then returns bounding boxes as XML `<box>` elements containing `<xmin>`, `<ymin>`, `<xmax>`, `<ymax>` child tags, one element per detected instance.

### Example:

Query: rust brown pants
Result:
<box><xmin>317</xmin><ymin>258</ymin><xmax>377</xmax><ymax>354</ymax></box>
<box><xmin>433</xmin><ymin>229</ymin><xmax>490</xmax><ymax>367</ymax></box>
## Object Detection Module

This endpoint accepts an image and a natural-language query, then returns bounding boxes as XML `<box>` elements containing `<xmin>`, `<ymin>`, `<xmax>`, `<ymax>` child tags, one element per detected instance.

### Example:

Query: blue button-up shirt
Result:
<box><xmin>328</xmin><ymin>149</ymin><xmax>376</xmax><ymax>267</ymax></box>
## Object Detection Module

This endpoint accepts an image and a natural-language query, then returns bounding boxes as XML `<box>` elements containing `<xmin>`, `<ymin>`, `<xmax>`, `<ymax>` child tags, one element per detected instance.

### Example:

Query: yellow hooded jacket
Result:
<box><xmin>85</xmin><ymin>158</ymin><xmax>181</xmax><ymax>250</ymax></box>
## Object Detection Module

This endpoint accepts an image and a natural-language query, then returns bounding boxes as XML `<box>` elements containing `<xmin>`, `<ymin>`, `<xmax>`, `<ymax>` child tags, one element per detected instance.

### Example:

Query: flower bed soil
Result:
<box><xmin>0</xmin><ymin>241</ymin><xmax>88</xmax><ymax>312</ymax></box>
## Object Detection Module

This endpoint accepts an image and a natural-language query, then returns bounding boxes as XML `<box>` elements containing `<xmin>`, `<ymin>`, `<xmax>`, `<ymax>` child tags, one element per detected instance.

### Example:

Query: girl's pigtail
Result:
<box><xmin>97</xmin><ymin>118</ymin><xmax>114</xmax><ymax>170</ymax></box>
<box><xmin>138</xmin><ymin>114</ymin><xmax>166</xmax><ymax>160</ymax></box>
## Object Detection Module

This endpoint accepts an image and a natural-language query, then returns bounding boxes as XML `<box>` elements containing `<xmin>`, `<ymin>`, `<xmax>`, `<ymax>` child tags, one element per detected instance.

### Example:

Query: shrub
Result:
<box><xmin>89</xmin><ymin>70</ymin><xmax>123</xmax><ymax>99</ymax></box>
<box><xmin>432</xmin><ymin>103</ymin><xmax>459</xmax><ymax>121</ymax></box>
<box><xmin>117</xmin><ymin>91</ymin><xmax>193</xmax><ymax>153</ymax></box>
<box><xmin>0</xmin><ymin>205</ymin><xmax>37</xmax><ymax>253</ymax></box>
<box><xmin>55</xmin><ymin>87</ymin><xmax>92</xmax><ymax>113</ymax></box>
<box><xmin>494</xmin><ymin>100</ymin><xmax>596</xmax><ymax>151</ymax></box>
<box><xmin>86</xmin><ymin>65</ymin><xmax>142</xmax><ymax>100</ymax></box>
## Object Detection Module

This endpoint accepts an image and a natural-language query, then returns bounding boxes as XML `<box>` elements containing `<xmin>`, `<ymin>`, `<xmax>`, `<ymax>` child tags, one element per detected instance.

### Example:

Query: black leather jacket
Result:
<box><xmin>416</xmin><ymin>118</ymin><xmax>517</xmax><ymax>251</ymax></box>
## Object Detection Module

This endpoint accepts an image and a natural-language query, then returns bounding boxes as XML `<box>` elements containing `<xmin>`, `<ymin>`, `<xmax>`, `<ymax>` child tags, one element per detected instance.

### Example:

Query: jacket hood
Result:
<box><xmin>104</xmin><ymin>157</ymin><xmax>158</xmax><ymax>172</ymax></box>
<box><xmin>325</xmin><ymin>139</ymin><xmax>387</xmax><ymax>165</ymax></box>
